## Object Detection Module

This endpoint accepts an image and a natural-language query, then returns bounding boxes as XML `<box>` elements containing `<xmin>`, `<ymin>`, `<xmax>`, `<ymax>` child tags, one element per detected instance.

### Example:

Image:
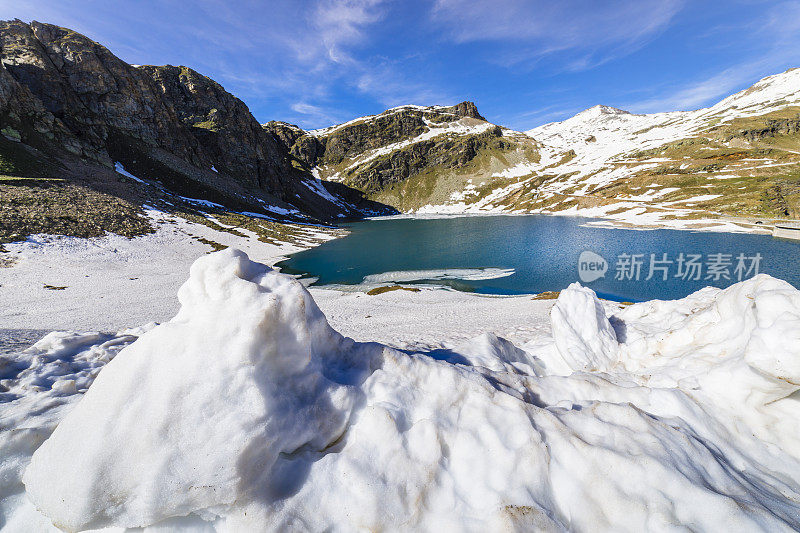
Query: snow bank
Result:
<box><xmin>23</xmin><ymin>249</ymin><xmax>379</xmax><ymax>530</ymax></box>
<box><xmin>614</xmin><ymin>275</ymin><xmax>800</xmax><ymax>404</ymax></box>
<box><xmin>15</xmin><ymin>250</ymin><xmax>800</xmax><ymax>531</ymax></box>
<box><xmin>0</xmin><ymin>327</ymin><xmax>149</xmax><ymax>530</ymax></box>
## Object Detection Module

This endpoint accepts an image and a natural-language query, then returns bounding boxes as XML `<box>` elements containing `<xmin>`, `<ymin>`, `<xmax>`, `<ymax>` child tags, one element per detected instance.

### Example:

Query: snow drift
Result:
<box><xmin>15</xmin><ymin>249</ymin><xmax>800</xmax><ymax>531</ymax></box>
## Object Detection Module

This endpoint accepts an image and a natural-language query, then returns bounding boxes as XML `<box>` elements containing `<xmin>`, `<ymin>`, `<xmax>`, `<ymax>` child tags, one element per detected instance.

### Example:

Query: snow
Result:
<box><xmin>114</xmin><ymin>162</ymin><xmax>145</xmax><ymax>184</ymax></box>
<box><xmin>4</xmin><ymin>247</ymin><xmax>800</xmax><ymax>531</ymax></box>
<box><xmin>303</xmin><ymin>175</ymin><xmax>350</xmax><ymax>210</ymax></box>
<box><xmin>178</xmin><ymin>196</ymin><xmax>226</xmax><ymax>209</ymax></box>
<box><xmin>23</xmin><ymin>249</ymin><xmax>376</xmax><ymax>530</ymax></box>
<box><xmin>0</xmin><ymin>209</ymin><xmax>337</xmax><ymax>331</ymax></box>
<box><xmin>308</xmin><ymin>104</ymin><xmax>460</xmax><ymax>137</ymax></box>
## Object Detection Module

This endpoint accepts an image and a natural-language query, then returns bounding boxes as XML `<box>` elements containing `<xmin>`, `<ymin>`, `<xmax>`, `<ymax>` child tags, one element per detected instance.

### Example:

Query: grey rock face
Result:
<box><xmin>0</xmin><ymin>19</ymin><xmax>394</xmax><ymax>221</ymax></box>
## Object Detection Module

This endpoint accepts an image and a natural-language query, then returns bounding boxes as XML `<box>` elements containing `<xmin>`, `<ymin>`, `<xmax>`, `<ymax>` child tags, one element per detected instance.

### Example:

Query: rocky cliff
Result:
<box><xmin>0</xmin><ymin>19</ymin><xmax>391</xmax><ymax>228</ymax></box>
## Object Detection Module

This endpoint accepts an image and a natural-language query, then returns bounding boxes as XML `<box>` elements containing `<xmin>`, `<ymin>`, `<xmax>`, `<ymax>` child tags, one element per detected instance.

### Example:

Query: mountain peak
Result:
<box><xmin>575</xmin><ymin>105</ymin><xmax>631</xmax><ymax>118</ymax></box>
<box><xmin>442</xmin><ymin>101</ymin><xmax>486</xmax><ymax>121</ymax></box>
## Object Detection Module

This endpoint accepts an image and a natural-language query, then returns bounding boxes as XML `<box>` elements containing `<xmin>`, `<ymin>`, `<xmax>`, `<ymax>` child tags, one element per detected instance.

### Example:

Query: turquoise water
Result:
<box><xmin>276</xmin><ymin>215</ymin><xmax>800</xmax><ymax>301</ymax></box>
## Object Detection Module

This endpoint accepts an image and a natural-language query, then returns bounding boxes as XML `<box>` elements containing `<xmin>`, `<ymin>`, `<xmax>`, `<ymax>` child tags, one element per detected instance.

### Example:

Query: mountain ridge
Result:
<box><xmin>3</xmin><ymin>19</ymin><xmax>800</xmax><ymax>244</ymax></box>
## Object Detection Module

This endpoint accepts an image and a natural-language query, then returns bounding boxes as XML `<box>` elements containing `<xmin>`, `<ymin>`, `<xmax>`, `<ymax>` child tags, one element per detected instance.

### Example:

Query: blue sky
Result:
<box><xmin>4</xmin><ymin>1</ymin><xmax>800</xmax><ymax>131</ymax></box>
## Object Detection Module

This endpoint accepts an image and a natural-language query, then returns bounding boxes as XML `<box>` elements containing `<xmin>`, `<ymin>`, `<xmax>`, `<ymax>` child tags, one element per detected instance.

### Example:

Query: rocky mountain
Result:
<box><xmin>0</xmin><ymin>19</ymin><xmax>391</xmax><ymax>244</ymax></box>
<box><xmin>264</xmin><ymin>104</ymin><xmax>539</xmax><ymax>212</ymax></box>
<box><xmin>282</xmin><ymin>68</ymin><xmax>800</xmax><ymax>230</ymax></box>
<box><xmin>516</xmin><ymin>70</ymin><xmax>800</xmax><ymax>225</ymax></box>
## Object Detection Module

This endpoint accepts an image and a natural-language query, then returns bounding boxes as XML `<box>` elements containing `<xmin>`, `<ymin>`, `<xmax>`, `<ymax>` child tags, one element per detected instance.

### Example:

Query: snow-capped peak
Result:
<box><xmin>526</xmin><ymin>105</ymin><xmax>636</xmax><ymax>137</ymax></box>
<box><xmin>575</xmin><ymin>105</ymin><xmax>631</xmax><ymax>118</ymax></box>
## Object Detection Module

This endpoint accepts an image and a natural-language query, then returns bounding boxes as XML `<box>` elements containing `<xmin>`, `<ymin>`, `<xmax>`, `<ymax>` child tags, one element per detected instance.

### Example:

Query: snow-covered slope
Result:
<box><xmin>5</xmin><ymin>249</ymin><xmax>800</xmax><ymax>531</ymax></box>
<box><xmin>526</xmin><ymin>68</ymin><xmax>800</xmax><ymax>168</ymax></box>
<box><xmin>411</xmin><ymin>68</ymin><xmax>800</xmax><ymax>229</ymax></box>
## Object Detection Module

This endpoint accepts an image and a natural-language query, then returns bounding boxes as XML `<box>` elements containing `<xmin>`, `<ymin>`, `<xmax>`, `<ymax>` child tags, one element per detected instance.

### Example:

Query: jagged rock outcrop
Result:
<box><xmin>441</xmin><ymin>101</ymin><xmax>486</xmax><ymax>121</ymax></box>
<box><xmin>320</xmin><ymin>110</ymin><xmax>428</xmax><ymax>167</ymax></box>
<box><xmin>730</xmin><ymin>116</ymin><xmax>800</xmax><ymax>142</ymax></box>
<box><xmin>263</xmin><ymin>120</ymin><xmax>325</xmax><ymax>169</ymax></box>
<box><xmin>0</xmin><ymin>20</ymin><xmax>196</xmax><ymax>160</ymax></box>
<box><xmin>140</xmin><ymin>65</ymin><xmax>296</xmax><ymax>193</ymax></box>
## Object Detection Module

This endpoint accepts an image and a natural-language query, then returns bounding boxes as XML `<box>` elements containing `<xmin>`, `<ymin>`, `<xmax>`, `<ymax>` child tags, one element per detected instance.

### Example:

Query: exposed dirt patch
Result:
<box><xmin>367</xmin><ymin>285</ymin><xmax>422</xmax><ymax>296</ymax></box>
<box><xmin>531</xmin><ymin>291</ymin><xmax>560</xmax><ymax>300</ymax></box>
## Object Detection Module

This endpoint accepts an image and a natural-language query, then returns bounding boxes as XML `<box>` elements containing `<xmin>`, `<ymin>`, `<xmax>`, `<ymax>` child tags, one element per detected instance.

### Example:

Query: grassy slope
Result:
<box><xmin>496</xmin><ymin>108</ymin><xmax>800</xmax><ymax>220</ymax></box>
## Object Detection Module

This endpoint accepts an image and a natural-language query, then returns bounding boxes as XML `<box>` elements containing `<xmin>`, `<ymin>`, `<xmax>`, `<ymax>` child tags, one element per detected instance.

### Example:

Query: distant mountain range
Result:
<box><xmin>290</xmin><ymin>68</ymin><xmax>800</xmax><ymax>227</ymax></box>
<box><xmin>2</xmin><ymin>19</ymin><xmax>799</xmax><ymax>243</ymax></box>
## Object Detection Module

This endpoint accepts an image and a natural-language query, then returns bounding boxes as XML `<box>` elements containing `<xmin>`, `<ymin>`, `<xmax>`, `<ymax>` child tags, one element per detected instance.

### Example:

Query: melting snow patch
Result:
<box><xmin>114</xmin><ymin>162</ymin><xmax>146</xmax><ymax>184</ymax></box>
<box><xmin>178</xmin><ymin>196</ymin><xmax>225</xmax><ymax>209</ymax></box>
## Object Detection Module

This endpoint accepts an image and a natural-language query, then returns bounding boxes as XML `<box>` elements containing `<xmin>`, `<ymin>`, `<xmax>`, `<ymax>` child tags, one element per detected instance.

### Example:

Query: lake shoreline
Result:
<box><xmin>3</xmin><ymin>208</ymin><xmax>796</xmax><ymax>333</ymax></box>
<box><xmin>279</xmin><ymin>213</ymin><xmax>799</xmax><ymax>302</ymax></box>
<box><xmin>375</xmin><ymin>210</ymin><xmax>777</xmax><ymax>235</ymax></box>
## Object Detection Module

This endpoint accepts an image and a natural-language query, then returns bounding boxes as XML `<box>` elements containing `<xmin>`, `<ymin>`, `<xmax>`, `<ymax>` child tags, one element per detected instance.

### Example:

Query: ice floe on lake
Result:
<box><xmin>362</xmin><ymin>267</ymin><xmax>516</xmax><ymax>284</ymax></box>
<box><xmin>4</xmin><ymin>249</ymin><xmax>800</xmax><ymax>531</ymax></box>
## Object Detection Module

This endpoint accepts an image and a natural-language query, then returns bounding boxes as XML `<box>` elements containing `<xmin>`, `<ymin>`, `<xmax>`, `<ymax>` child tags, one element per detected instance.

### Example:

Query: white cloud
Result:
<box><xmin>289</xmin><ymin>101</ymin><xmax>344</xmax><ymax>126</ymax></box>
<box><xmin>312</xmin><ymin>0</ymin><xmax>386</xmax><ymax>63</ymax></box>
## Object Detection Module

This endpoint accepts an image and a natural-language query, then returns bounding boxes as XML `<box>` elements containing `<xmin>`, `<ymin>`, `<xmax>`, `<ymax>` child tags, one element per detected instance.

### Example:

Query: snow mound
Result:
<box><xmin>23</xmin><ymin>249</ymin><xmax>379</xmax><ymax>530</ymax></box>
<box><xmin>0</xmin><ymin>326</ymin><xmax>150</xmax><ymax>531</ymax></box>
<box><xmin>18</xmin><ymin>250</ymin><xmax>800</xmax><ymax>531</ymax></box>
<box><xmin>549</xmin><ymin>282</ymin><xmax>618</xmax><ymax>373</ymax></box>
<box><xmin>615</xmin><ymin>274</ymin><xmax>800</xmax><ymax>405</ymax></box>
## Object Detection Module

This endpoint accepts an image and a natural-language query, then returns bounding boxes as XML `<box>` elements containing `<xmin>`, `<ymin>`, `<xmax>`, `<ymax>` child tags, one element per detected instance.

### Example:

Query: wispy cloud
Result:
<box><xmin>430</xmin><ymin>0</ymin><xmax>684</xmax><ymax>70</ymax></box>
<box><xmin>312</xmin><ymin>0</ymin><xmax>386</xmax><ymax>64</ymax></box>
<box><xmin>626</xmin><ymin>1</ymin><xmax>800</xmax><ymax>113</ymax></box>
<box><xmin>287</xmin><ymin>101</ymin><xmax>348</xmax><ymax>127</ymax></box>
